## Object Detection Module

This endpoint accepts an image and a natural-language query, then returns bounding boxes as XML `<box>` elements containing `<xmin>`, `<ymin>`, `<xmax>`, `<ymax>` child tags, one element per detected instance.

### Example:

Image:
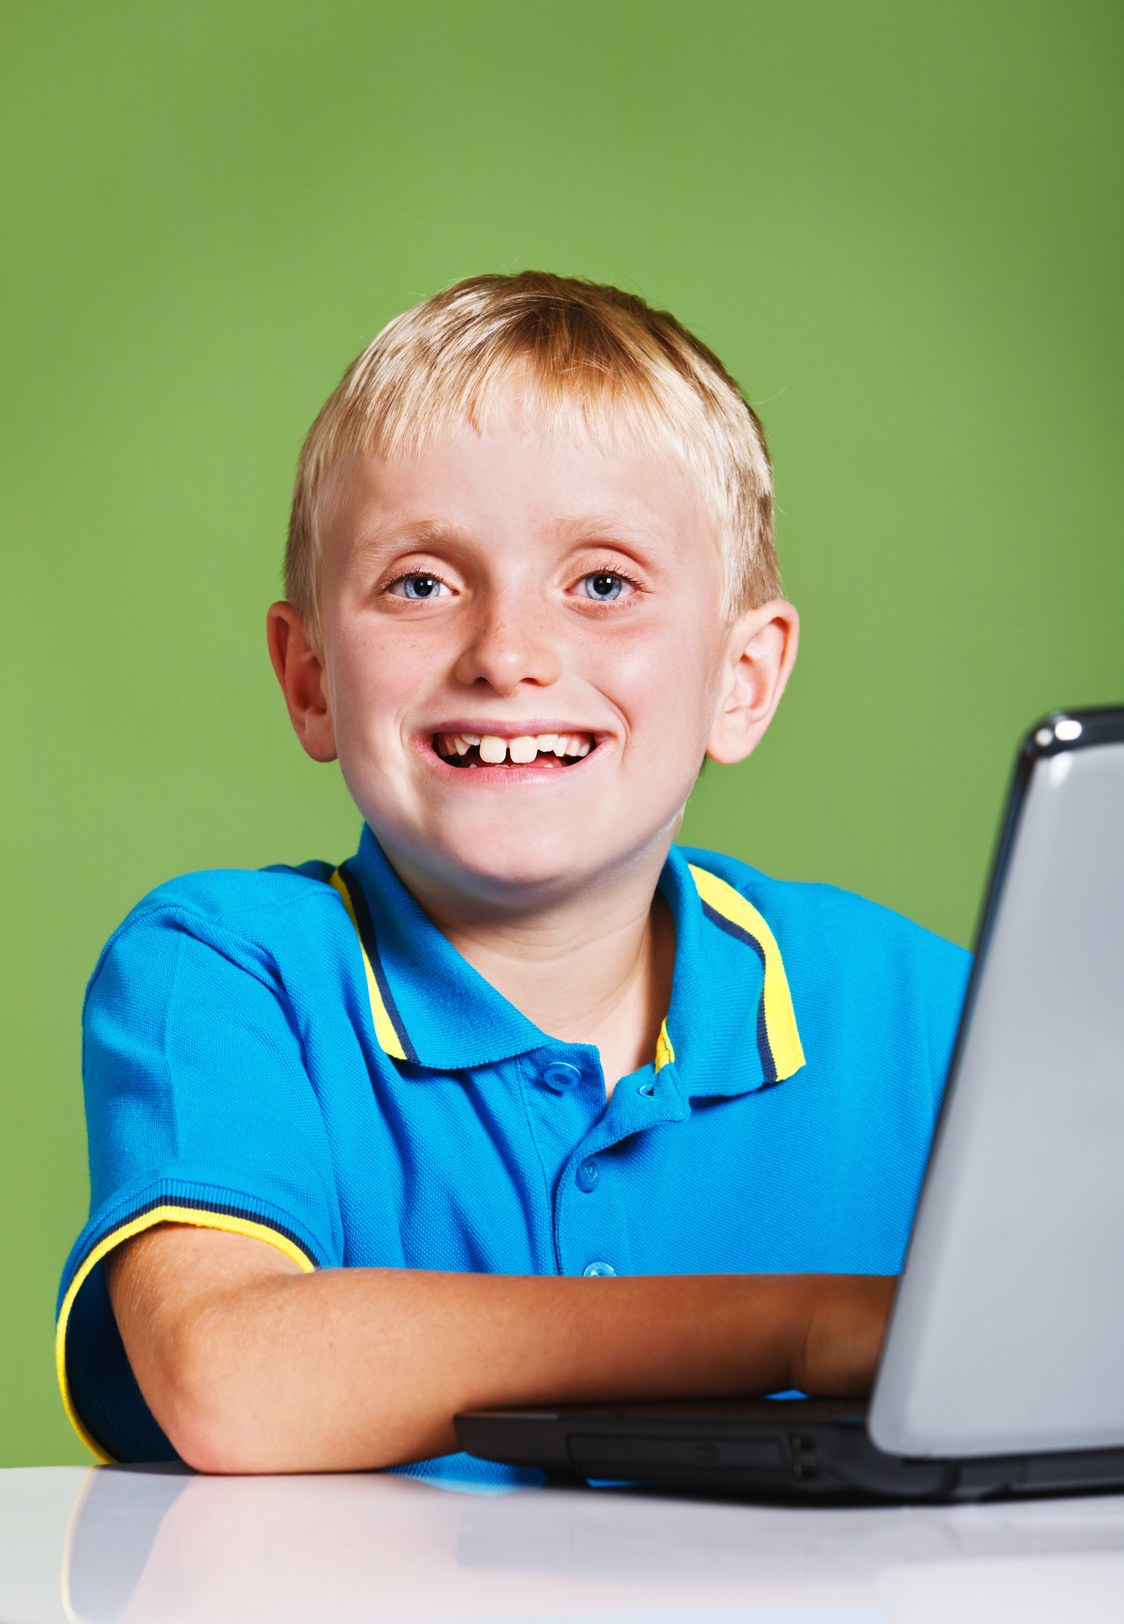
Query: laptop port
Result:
<box><xmin>790</xmin><ymin>1432</ymin><xmax>819</xmax><ymax>1481</ymax></box>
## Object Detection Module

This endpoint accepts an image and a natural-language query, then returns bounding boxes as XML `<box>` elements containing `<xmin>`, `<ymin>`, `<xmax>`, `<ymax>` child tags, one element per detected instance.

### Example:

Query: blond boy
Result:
<box><xmin>57</xmin><ymin>275</ymin><xmax>969</xmax><ymax>1478</ymax></box>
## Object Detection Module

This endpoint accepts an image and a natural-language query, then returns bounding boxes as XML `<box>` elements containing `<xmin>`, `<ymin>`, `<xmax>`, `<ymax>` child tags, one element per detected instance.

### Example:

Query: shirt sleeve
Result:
<box><xmin>57</xmin><ymin>904</ymin><xmax>341</xmax><ymax>1463</ymax></box>
<box><xmin>921</xmin><ymin>931</ymin><xmax>974</xmax><ymax>1116</ymax></box>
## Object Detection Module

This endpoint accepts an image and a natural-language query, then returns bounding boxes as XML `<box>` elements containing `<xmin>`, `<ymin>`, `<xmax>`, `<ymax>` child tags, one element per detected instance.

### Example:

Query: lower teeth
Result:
<box><xmin>440</xmin><ymin>743</ymin><xmax>583</xmax><ymax>766</ymax></box>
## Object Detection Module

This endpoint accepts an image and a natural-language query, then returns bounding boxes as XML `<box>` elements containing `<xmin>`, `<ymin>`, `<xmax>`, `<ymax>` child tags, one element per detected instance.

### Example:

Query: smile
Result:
<box><xmin>433</xmin><ymin>731</ymin><xmax>595</xmax><ymax>768</ymax></box>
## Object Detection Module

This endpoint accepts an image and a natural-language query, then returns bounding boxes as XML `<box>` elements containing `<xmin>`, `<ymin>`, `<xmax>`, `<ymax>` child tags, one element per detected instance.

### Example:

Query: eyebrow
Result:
<box><xmin>551</xmin><ymin>506</ymin><xmax>675</xmax><ymax>547</ymax></box>
<box><xmin>348</xmin><ymin>519</ymin><xmax>470</xmax><ymax>560</ymax></box>
<box><xmin>355</xmin><ymin>506</ymin><xmax>675</xmax><ymax>553</ymax></box>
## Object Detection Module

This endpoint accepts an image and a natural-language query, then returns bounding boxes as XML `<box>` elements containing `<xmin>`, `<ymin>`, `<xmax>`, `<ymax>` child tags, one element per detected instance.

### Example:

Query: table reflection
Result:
<box><xmin>2</xmin><ymin>1465</ymin><xmax>1122</xmax><ymax>1624</ymax></box>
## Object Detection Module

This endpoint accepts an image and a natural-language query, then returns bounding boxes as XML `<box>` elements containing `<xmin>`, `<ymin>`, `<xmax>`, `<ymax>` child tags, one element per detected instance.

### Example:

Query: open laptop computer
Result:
<box><xmin>455</xmin><ymin>707</ymin><xmax>1124</xmax><ymax>1501</ymax></box>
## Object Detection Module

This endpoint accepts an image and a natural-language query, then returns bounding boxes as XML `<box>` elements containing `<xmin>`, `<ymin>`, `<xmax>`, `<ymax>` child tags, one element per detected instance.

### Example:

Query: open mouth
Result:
<box><xmin>433</xmin><ymin>731</ymin><xmax>595</xmax><ymax>768</ymax></box>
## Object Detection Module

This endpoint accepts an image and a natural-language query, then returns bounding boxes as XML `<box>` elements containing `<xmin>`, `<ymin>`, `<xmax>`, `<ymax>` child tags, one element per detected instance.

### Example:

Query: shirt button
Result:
<box><xmin>575</xmin><ymin>1157</ymin><xmax>600</xmax><ymax>1192</ymax></box>
<box><xmin>583</xmin><ymin>1261</ymin><xmax>616</xmax><ymax>1277</ymax></box>
<box><xmin>541</xmin><ymin>1062</ymin><xmax>582</xmax><ymax>1092</ymax></box>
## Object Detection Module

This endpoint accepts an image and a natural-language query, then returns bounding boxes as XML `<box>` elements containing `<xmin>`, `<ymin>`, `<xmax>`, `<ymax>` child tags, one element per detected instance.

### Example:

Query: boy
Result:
<box><xmin>57</xmin><ymin>274</ymin><xmax>970</xmax><ymax>1478</ymax></box>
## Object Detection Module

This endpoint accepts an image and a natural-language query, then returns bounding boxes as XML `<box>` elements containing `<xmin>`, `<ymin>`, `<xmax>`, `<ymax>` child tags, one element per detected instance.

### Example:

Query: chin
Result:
<box><xmin>370</xmin><ymin>795</ymin><xmax>682</xmax><ymax>909</ymax></box>
<box><xmin>439</xmin><ymin>838</ymin><xmax>593</xmax><ymax>901</ymax></box>
<box><xmin>387</xmin><ymin>813</ymin><xmax>616</xmax><ymax>906</ymax></box>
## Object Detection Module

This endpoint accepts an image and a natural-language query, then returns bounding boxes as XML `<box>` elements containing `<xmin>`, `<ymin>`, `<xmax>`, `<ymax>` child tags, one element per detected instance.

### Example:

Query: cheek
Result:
<box><xmin>594</xmin><ymin>623</ymin><xmax>720</xmax><ymax>753</ymax></box>
<box><xmin>326</xmin><ymin>627</ymin><xmax>413</xmax><ymax>750</ymax></box>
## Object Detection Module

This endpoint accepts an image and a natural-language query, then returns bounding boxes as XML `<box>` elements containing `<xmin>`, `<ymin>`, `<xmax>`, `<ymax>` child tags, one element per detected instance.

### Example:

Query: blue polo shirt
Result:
<box><xmin>57</xmin><ymin>829</ymin><xmax>970</xmax><ymax>1476</ymax></box>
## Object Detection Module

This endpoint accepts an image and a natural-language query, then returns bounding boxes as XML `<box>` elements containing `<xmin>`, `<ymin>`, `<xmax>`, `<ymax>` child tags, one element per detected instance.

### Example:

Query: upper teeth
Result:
<box><xmin>435</xmin><ymin>732</ymin><xmax>592</xmax><ymax>763</ymax></box>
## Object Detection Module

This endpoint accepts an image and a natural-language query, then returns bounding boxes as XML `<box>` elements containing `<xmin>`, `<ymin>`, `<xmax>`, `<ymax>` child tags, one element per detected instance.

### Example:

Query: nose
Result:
<box><xmin>452</xmin><ymin>590</ymin><xmax>562</xmax><ymax>696</ymax></box>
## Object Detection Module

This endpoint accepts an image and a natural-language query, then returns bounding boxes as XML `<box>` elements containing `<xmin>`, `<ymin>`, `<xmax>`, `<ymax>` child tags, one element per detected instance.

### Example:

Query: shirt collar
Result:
<box><xmin>338</xmin><ymin>827</ymin><xmax>545</xmax><ymax>1069</ymax></box>
<box><xmin>338</xmin><ymin>828</ymin><xmax>805</xmax><ymax>1094</ymax></box>
<box><xmin>656</xmin><ymin>849</ymin><xmax>805</xmax><ymax>1100</ymax></box>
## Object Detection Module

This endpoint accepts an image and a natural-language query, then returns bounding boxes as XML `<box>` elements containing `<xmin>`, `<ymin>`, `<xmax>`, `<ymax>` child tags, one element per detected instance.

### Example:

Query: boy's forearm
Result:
<box><xmin>107</xmin><ymin>1227</ymin><xmax>892</xmax><ymax>1474</ymax></box>
<box><xmin>176</xmin><ymin>1269</ymin><xmax>810</xmax><ymax>1472</ymax></box>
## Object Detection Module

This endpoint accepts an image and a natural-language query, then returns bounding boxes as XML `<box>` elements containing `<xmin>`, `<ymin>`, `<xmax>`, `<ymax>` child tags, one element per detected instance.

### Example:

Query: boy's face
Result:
<box><xmin>275</xmin><ymin>404</ymin><xmax>795</xmax><ymax>910</ymax></box>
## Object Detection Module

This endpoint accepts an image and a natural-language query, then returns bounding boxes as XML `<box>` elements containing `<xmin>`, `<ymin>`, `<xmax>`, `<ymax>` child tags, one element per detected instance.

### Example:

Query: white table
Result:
<box><xmin>1</xmin><ymin>1464</ymin><xmax>1122</xmax><ymax>1624</ymax></box>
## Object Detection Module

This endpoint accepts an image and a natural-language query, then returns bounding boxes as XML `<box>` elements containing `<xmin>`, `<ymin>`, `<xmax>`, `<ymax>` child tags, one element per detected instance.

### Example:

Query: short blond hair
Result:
<box><xmin>286</xmin><ymin>273</ymin><xmax>779</xmax><ymax>637</ymax></box>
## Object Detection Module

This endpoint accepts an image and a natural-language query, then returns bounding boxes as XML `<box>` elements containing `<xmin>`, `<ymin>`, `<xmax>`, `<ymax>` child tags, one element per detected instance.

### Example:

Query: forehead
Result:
<box><xmin>319</xmin><ymin>417</ymin><xmax>719</xmax><ymax>567</ymax></box>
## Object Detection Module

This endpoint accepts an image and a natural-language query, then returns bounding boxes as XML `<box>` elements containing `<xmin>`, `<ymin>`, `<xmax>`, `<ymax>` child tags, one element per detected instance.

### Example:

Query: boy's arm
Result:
<box><xmin>106</xmin><ymin>1224</ymin><xmax>893</xmax><ymax>1473</ymax></box>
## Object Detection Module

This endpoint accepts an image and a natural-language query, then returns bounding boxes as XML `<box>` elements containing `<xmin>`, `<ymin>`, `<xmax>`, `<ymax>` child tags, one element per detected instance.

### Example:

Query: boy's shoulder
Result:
<box><xmin>87</xmin><ymin>860</ymin><xmax>345</xmax><ymax>991</ymax></box>
<box><xmin>116</xmin><ymin>859</ymin><xmax>337</xmax><ymax>930</ymax></box>
<box><xmin>679</xmin><ymin>844</ymin><xmax>971</xmax><ymax>979</ymax></box>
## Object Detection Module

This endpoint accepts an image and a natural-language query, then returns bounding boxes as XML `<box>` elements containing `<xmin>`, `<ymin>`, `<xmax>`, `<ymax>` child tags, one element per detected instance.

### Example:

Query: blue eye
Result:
<box><xmin>581</xmin><ymin>572</ymin><xmax>625</xmax><ymax>601</ymax></box>
<box><xmin>395</xmin><ymin>573</ymin><xmax>447</xmax><ymax>600</ymax></box>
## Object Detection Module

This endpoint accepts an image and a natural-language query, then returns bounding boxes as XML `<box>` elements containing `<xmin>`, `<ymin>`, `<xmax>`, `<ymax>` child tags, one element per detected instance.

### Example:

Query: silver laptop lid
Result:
<box><xmin>870</xmin><ymin>709</ymin><xmax>1124</xmax><ymax>1459</ymax></box>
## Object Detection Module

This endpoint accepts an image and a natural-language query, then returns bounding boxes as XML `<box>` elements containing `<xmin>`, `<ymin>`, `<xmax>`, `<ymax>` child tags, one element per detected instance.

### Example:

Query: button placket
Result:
<box><xmin>553</xmin><ymin>1062</ymin><xmax>687</xmax><ymax>1279</ymax></box>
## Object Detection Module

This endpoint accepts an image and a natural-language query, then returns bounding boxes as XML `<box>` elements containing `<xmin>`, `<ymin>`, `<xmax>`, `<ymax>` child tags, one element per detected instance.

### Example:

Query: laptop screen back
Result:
<box><xmin>870</xmin><ymin>724</ymin><xmax>1124</xmax><ymax>1458</ymax></box>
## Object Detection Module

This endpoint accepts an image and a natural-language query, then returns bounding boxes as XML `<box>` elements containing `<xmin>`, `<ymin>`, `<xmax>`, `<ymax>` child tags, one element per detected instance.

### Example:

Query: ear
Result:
<box><xmin>266</xmin><ymin>602</ymin><xmax>338</xmax><ymax>763</ymax></box>
<box><xmin>706</xmin><ymin>599</ymin><xmax>800</xmax><ymax>766</ymax></box>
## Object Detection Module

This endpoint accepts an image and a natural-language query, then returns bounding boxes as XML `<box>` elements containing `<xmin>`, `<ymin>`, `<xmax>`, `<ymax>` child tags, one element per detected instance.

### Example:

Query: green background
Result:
<box><xmin>2</xmin><ymin>1</ymin><xmax>1121</xmax><ymax>1466</ymax></box>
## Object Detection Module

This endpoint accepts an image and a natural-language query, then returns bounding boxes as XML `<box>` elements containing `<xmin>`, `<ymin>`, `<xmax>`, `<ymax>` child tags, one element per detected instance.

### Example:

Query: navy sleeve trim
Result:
<box><xmin>56</xmin><ymin>1198</ymin><xmax>318</xmax><ymax>1463</ymax></box>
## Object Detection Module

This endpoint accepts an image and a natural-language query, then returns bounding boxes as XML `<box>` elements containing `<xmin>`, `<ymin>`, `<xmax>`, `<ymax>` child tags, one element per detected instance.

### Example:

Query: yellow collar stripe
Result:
<box><xmin>330</xmin><ymin>869</ymin><xmax>409</xmax><ymax>1062</ymax></box>
<box><xmin>329</xmin><ymin>865</ymin><xmax>799</xmax><ymax>1082</ymax></box>
<box><xmin>55</xmin><ymin>1205</ymin><xmax>315</xmax><ymax>1464</ymax></box>
<box><xmin>655</xmin><ymin>1019</ymin><xmax>675</xmax><ymax>1071</ymax></box>
<box><xmin>688</xmin><ymin>863</ymin><xmax>806</xmax><ymax>1082</ymax></box>
<box><xmin>332</xmin><ymin>867</ymin><xmax>664</xmax><ymax>1074</ymax></box>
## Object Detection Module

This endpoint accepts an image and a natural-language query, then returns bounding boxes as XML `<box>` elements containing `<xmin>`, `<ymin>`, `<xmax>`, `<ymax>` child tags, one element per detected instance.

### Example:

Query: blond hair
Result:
<box><xmin>286</xmin><ymin>273</ymin><xmax>779</xmax><ymax>638</ymax></box>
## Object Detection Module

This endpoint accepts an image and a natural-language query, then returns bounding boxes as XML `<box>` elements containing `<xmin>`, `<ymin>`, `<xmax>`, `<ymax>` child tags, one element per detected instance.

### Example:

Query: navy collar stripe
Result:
<box><xmin>330</xmin><ymin>847</ymin><xmax>805</xmax><ymax>1086</ymax></box>
<box><xmin>688</xmin><ymin>862</ymin><xmax>806</xmax><ymax>1083</ymax></box>
<box><xmin>331</xmin><ymin>865</ymin><xmax>418</xmax><ymax>1063</ymax></box>
<box><xmin>698</xmin><ymin>901</ymin><xmax>778</xmax><ymax>1085</ymax></box>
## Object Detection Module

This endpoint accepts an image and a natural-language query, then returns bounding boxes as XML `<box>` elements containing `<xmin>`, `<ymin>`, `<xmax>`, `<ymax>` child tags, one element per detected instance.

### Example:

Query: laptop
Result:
<box><xmin>455</xmin><ymin>707</ymin><xmax>1124</xmax><ymax>1500</ymax></box>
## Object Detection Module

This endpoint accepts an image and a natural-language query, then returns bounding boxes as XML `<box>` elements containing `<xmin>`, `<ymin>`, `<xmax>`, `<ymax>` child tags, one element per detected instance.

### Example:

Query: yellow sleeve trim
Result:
<box><xmin>329</xmin><ymin>869</ymin><xmax>408</xmax><ymax>1061</ymax></box>
<box><xmin>55</xmin><ymin>1206</ymin><xmax>316</xmax><ymax>1464</ymax></box>
<box><xmin>688</xmin><ymin>863</ymin><xmax>806</xmax><ymax>1082</ymax></box>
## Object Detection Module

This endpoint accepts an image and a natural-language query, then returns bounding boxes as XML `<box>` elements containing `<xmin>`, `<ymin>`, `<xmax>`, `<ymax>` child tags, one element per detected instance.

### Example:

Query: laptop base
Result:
<box><xmin>455</xmin><ymin>1400</ymin><xmax>1124</xmax><ymax>1502</ymax></box>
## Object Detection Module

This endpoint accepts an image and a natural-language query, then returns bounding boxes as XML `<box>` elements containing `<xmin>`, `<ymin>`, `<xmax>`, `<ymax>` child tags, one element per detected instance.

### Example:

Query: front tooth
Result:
<box><xmin>479</xmin><ymin>735</ymin><xmax>508</xmax><ymax>764</ymax></box>
<box><xmin>535</xmin><ymin>734</ymin><xmax>557</xmax><ymax>753</ymax></box>
<box><xmin>508</xmin><ymin>735</ymin><xmax>537</xmax><ymax>764</ymax></box>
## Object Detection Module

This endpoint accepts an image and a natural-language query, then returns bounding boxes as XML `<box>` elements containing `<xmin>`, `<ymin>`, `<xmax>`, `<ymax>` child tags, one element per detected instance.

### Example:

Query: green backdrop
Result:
<box><xmin>2</xmin><ymin>1</ymin><xmax>1121</xmax><ymax>1466</ymax></box>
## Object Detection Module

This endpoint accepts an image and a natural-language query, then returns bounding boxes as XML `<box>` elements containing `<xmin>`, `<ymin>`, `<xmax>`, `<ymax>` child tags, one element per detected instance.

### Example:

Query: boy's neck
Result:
<box><xmin>385</xmin><ymin>850</ymin><xmax>677</xmax><ymax>1099</ymax></box>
